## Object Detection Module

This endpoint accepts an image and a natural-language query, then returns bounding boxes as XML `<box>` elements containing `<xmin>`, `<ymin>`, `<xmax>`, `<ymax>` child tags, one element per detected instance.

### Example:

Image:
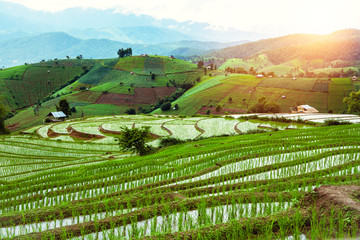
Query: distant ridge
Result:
<box><xmin>211</xmin><ymin>29</ymin><xmax>360</xmax><ymax>63</ymax></box>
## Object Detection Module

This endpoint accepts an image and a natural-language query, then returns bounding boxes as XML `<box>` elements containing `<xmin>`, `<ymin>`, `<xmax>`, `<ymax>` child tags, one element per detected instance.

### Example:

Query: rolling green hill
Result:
<box><xmin>0</xmin><ymin>59</ymin><xmax>94</xmax><ymax>110</ymax></box>
<box><xmin>4</xmin><ymin>56</ymin><xmax>203</xmax><ymax>131</ymax></box>
<box><xmin>155</xmin><ymin>73</ymin><xmax>355</xmax><ymax>116</ymax></box>
<box><xmin>3</xmin><ymin>54</ymin><xmax>358</xmax><ymax>132</ymax></box>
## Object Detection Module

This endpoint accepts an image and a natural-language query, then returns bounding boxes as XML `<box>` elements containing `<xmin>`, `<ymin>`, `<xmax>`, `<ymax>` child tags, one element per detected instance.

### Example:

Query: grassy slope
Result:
<box><xmin>5</xmin><ymin>56</ymin><xmax>203</xmax><ymax>132</ymax></box>
<box><xmin>0</xmin><ymin>60</ymin><xmax>93</xmax><ymax>110</ymax></box>
<box><xmin>219</xmin><ymin>54</ymin><xmax>359</xmax><ymax>77</ymax></box>
<box><xmin>161</xmin><ymin>73</ymin><xmax>354</xmax><ymax>116</ymax></box>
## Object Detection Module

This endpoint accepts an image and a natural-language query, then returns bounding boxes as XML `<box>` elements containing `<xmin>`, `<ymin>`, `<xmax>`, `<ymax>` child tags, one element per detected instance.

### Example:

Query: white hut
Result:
<box><xmin>291</xmin><ymin>105</ymin><xmax>319</xmax><ymax>113</ymax></box>
<box><xmin>46</xmin><ymin>111</ymin><xmax>67</xmax><ymax>122</ymax></box>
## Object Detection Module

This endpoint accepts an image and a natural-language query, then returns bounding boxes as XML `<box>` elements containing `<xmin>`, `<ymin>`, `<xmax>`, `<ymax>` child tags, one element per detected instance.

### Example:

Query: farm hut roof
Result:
<box><xmin>299</xmin><ymin>105</ymin><xmax>314</xmax><ymax>110</ymax></box>
<box><xmin>298</xmin><ymin>105</ymin><xmax>319</xmax><ymax>112</ymax></box>
<box><xmin>47</xmin><ymin>111</ymin><xmax>67</xmax><ymax>118</ymax></box>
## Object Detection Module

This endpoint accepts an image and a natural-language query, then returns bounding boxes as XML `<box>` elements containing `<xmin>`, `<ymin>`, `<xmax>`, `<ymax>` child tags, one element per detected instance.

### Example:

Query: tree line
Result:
<box><xmin>117</xmin><ymin>48</ymin><xmax>133</xmax><ymax>58</ymax></box>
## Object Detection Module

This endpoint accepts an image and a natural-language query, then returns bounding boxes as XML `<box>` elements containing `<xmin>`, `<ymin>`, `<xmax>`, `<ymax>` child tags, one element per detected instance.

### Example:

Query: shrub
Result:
<box><xmin>159</xmin><ymin>137</ymin><xmax>186</xmax><ymax>147</ymax></box>
<box><xmin>215</xmin><ymin>105</ymin><xmax>222</xmax><ymax>112</ymax></box>
<box><xmin>0</xmin><ymin>104</ymin><xmax>10</xmax><ymax>135</ymax></box>
<box><xmin>322</xmin><ymin>119</ymin><xmax>351</xmax><ymax>126</ymax></box>
<box><xmin>117</xmin><ymin>126</ymin><xmax>154</xmax><ymax>156</ymax></box>
<box><xmin>125</xmin><ymin>108</ymin><xmax>136</xmax><ymax>115</ymax></box>
<box><xmin>245</xmin><ymin>129</ymin><xmax>267</xmax><ymax>134</ymax></box>
<box><xmin>249</xmin><ymin>97</ymin><xmax>280</xmax><ymax>113</ymax></box>
<box><xmin>161</xmin><ymin>102</ymin><xmax>172</xmax><ymax>111</ymax></box>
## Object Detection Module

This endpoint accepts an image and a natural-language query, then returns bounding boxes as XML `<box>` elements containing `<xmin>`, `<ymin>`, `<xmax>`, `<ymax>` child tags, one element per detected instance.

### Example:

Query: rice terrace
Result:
<box><xmin>1</xmin><ymin>112</ymin><xmax>360</xmax><ymax>239</ymax></box>
<box><xmin>1</xmin><ymin>1</ymin><xmax>360</xmax><ymax>239</ymax></box>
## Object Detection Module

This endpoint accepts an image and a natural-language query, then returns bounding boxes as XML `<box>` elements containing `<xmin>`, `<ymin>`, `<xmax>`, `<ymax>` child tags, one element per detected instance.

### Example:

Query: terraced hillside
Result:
<box><xmin>20</xmin><ymin>115</ymin><xmax>313</xmax><ymax>143</ymax></box>
<box><xmin>0</xmin><ymin>60</ymin><xmax>94</xmax><ymax>110</ymax></box>
<box><xmin>4</xmin><ymin>56</ymin><xmax>203</xmax><ymax>131</ymax></box>
<box><xmin>158</xmin><ymin>73</ymin><xmax>356</xmax><ymax>116</ymax></box>
<box><xmin>219</xmin><ymin>55</ymin><xmax>359</xmax><ymax>76</ymax></box>
<box><xmin>1</xmin><ymin>118</ymin><xmax>360</xmax><ymax>239</ymax></box>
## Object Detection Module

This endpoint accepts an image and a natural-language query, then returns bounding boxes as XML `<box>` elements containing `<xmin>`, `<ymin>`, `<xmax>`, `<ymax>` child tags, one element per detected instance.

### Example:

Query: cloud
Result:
<box><xmin>2</xmin><ymin>0</ymin><xmax>360</xmax><ymax>35</ymax></box>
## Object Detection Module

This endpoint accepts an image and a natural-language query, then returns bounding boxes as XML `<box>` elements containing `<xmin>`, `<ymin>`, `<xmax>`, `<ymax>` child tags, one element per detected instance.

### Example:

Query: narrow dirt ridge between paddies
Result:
<box><xmin>67</xmin><ymin>125</ymin><xmax>105</xmax><ymax>140</ymax></box>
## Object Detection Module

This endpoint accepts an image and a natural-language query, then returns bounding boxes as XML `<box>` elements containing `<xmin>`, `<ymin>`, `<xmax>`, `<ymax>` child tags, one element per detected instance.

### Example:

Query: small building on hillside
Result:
<box><xmin>256</xmin><ymin>74</ymin><xmax>264</xmax><ymax>78</ymax></box>
<box><xmin>291</xmin><ymin>105</ymin><xmax>319</xmax><ymax>113</ymax></box>
<box><xmin>46</xmin><ymin>111</ymin><xmax>67</xmax><ymax>122</ymax></box>
<box><xmin>352</xmin><ymin>76</ymin><xmax>358</xmax><ymax>81</ymax></box>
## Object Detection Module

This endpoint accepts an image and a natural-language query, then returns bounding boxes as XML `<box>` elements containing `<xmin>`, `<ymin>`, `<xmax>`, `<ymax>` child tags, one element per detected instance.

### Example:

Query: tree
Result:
<box><xmin>264</xmin><ymin>102</ymin><xmax>281</xmax><ymax>113</ymax></box>
<box><xmin>197</xmin><ymin>61</ymin><xmax>204</xmax><ymax>68</ymax></box>
<box><xmin>249</xmin><ymin>97</ymin><xmax>280</xmax><ymax>113</ymax></box>
<box><xmin>344</xmin><ymin>90</ymin><xmax>360</xmax><ymax>114</ymax></box>
<box><xmin>249</xmin><ymin>67</ymin><xmax>256</xmax><ymax>75</ymax></box>
<box><xmin>117</xmin><ymin>126</ymin><xmax>152</xmax><ymax>156</ymax></box>
<box><xmin>33</xmin><ymin>104</ymin><xmax>40</xmax><ymax>116</ymax></box>
<box><xmin>125</xmin><ymin>108</ymin><xmax>136</xmax><ymax>115</ymax></box>
<box><xmin>117</xmin><ymin>48</ymin><xmax>133</xmax><ymax>58</ymax></box>
<box><xmin>216</xmin><ymin>104</ymin><xmax>222</xmax><ymax>112</ymax></box>
<box><xmin>0</xmin><ymin>104</ymin><xmax>9</xmax><ymax>134</ymax></box>
<box><xmin>56</xmin><ymin>99</ymin><xmax>71</xmax><ymax>117</ymax></box>
<box><xmin>161</xmin><ymin>102</ymin><xmax>172</xmax><ymax>111</ymax></box>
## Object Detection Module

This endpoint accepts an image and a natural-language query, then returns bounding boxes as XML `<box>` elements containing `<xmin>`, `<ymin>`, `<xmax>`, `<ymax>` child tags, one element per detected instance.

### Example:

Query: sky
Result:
<box><xmin>3</xmin><ymin>0</ymin><xmax>360</xmax><ymax>36</ymax></box>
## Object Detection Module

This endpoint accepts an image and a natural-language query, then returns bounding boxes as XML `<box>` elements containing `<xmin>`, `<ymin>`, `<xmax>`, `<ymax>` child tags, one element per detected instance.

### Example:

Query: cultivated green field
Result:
<box><xmin>1</xmin><ymin>117</ymin><xmax>360</xmax><ymax>239</ymax></box>
<box><xmin>0</xmin><ymin>60</ymin><xmax>93</xmax><ymax>110</ymax></box>
<box><xmin>4</xmin><ymin>56</ymin><xmax>203</xmax><ymax>132</ymax></box>
<box><xmin>160</xmin><ymin>73</ymin><xmax>355</xmax><ymax>116</ymax></box>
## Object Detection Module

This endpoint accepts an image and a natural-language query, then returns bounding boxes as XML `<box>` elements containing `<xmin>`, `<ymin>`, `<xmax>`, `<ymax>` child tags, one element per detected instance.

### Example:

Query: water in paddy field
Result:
<box><xmin>0</xmin><ymin>208</ymin><xmax>137</xmax><ymax>238</ymax></box>
<box><xmin>67</xmin><ymin>202</ymin><xmax>291</xmax><ymax>240</ymax></box>
<box><xmin>229</xmin><ymin>113</ymin><xmax>360</xmax><ymax>123</ymax></box>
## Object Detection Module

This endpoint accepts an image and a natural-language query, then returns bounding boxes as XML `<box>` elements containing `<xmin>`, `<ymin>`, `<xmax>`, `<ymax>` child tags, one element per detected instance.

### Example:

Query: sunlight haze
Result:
<box><xmin>3</xmin><ymin>0</ymin><xmax>360</xmax><ymax>36</ymax></box>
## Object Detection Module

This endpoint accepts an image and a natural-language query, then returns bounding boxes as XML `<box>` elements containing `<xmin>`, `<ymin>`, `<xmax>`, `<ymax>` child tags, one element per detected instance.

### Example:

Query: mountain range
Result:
<box><xmin>0</xmin><ymin>1</ymin><xmax>262</xmax><ymax>43</ymax></box>
<box><xmin>0</xmin><ymin>32</ymin><xmax>248</xmax><ymax>67</ymax></box>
